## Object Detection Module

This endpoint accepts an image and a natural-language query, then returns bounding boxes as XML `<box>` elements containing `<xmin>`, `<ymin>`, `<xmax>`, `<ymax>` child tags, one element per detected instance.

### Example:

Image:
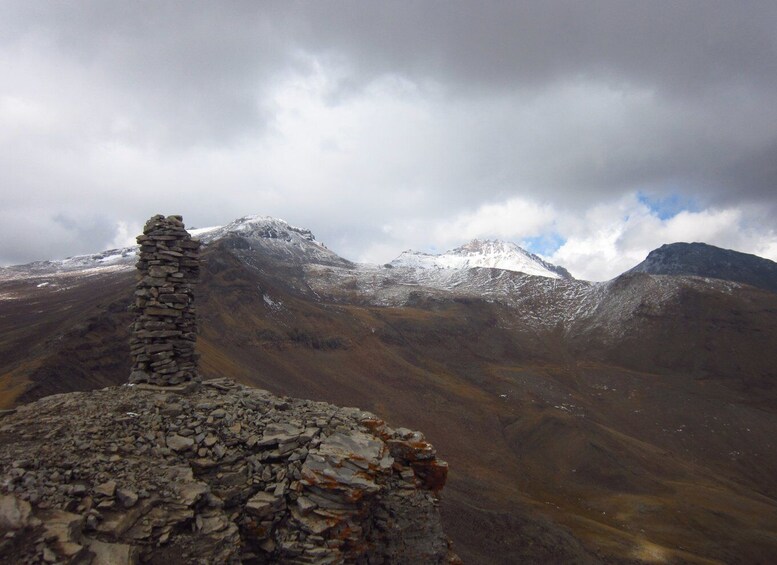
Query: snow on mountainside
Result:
<box><xmin>192</xmin><ymin>215</ymin><xmax>317</xmax><ymax>244</ymax></box>
<box><xmin>5</xmin><ymin>216</ymin><xmax>753</xmax><ymax>332</ymax></box>
<box><xmin>391</xmin><ymin>239</ymin><xmax>572</xmax><ymax>279</ymax></box>
<box><xmin>0</xmin><ymin>214</ymin><xmax>758</xmax><ymax>343</ymax></box>
<box><xmin>0</xmin><ymin>216</ymin><xmax>343</xmax><ymax>283</ymax></box>
<box><xmin>307</xmin><ymin>261</ymin><xmax>598</xmax><ymax>320</ymax></box>
<box><xmin>193</xmin><ymin>215</ymin><xmax>352</xmax><ymax>268</ymax></box>
<box><xmin>0</xmin><ymin>246</ymin><xmax>137</xmax><ymax>283</ymax></box>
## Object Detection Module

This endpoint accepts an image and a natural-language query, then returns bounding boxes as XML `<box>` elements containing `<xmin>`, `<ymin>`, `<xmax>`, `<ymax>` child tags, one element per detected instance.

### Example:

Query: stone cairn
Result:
<box><xmin>129</xmin><ymin>214</ymin><xmax>201</xmax><ymax>386</ymax></box>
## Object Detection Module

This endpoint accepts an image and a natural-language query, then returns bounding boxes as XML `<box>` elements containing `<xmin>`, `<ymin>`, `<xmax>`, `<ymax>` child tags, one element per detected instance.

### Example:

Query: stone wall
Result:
<box><xmin>129</xmin><ymin>214</ymin><xmax>201</xmax><ymax>386</ymax></box>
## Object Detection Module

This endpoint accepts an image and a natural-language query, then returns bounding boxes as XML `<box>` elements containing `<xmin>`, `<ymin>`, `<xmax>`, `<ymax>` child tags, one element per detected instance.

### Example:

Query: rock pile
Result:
<box><xmin>0</xmin><ymin>378</ymin><xmax>458</xmax><ymax>564</ymax></box>
<box><xmin>130</xmin><ymin>215</ymin><xmax>201</xmax><ymax>386</ymax></box>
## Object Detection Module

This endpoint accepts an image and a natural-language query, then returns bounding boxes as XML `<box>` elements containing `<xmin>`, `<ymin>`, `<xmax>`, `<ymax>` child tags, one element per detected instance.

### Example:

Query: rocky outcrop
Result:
<box><xmin>0</xmin><ymin>378</ymin><xmax>457</xmax><ymax>564</ymax></box>
<box><xmin>130</xmin><ymin>215</ymin><xmax>201</xmax><ymax>386</ymax></box>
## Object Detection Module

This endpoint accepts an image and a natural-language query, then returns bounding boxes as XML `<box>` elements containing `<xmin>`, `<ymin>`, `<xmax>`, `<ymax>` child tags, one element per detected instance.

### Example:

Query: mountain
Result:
<box><xmin>0</xmin><ymin>216</ymin><xmax>349</xmax><ymax>287</ymax></box>
<box><xmin>0</xmin><ymin>246</ymin><xmax>136</xmax><ymax>282</ymax></box>
<box><xmin>628</xmin><ymin>241</ymin><xmax>777</xmax><ymax>294</ymax></box>
<box><xmin>391</xmin><ymin>239</ymin><xmax>572</xmax><ymax>279</ymax></box>
<box><xmin>2</xmin><ymin>215</ymin><xmax>777</xmax><ymax>564</ymax></box>
<box><xmin>194</xmin><ymin>215</ymin><xmax>352</xmax><ymax>268</ymax></box>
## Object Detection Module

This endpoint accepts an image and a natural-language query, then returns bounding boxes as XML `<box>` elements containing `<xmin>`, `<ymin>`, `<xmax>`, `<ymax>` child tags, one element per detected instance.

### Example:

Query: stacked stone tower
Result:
<box><xmin>129</xmin><ymin>214</ymin><xmax>201</xmax><ymax>386</ymax></box>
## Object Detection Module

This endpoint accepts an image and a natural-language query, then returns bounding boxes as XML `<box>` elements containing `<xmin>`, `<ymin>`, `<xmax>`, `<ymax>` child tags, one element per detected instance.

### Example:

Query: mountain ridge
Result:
<box><xmin>3</xmin><ymin>214</ymin><xmax>777</xmax><ymax>562</ymax></box>
<box><xmin>4</xmin><ymin>215</ymin><xmax>776</xmax><ymax>289</ymax></box>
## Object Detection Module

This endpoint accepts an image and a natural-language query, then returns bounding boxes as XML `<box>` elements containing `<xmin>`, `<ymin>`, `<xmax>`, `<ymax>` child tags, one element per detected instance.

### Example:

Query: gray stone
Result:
<box><xmin>0</xmin><ymin>377</ymin><xmax>456</xmax><ymax>563</ymax></box>
<box><xmin>166</xmin><ymin>434</ymin><xmax>194</xmax><ymax>452</ymax></box>
<box><xmin>245</xmin><ymin>491</ymin><xmax>283</xmax><ymax>519</ymax></box>
<box><xmin>0</xmin><ymin>494</ymin><xmax>31</xmax><ymax>529</ymax></box>
<box><xmin>296</xmin><ymin>496</ymin><xmax>317</xmax><ymax>515</ymax></box>
<box><xmin>116</xmin><ymin>488</ymin><xmax>139</xmax><ymax>508</ymax></box>
<box><xmin>85</xmin><ymin>538</ymin><xmax>135</xmax><ymax>565</ymax></box>
<box><xmin>94</xmin><ymin>480</ymin><xmax>117</xmax><ymax>498</ymax></box>
<box><xmin>177</xmin><ymin>482</ymin><xmax>209</xmax><ymax>507</ymax></box>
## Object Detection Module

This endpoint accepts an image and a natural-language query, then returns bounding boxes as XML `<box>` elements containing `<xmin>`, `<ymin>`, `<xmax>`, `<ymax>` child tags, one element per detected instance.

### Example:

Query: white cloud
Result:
<box><xmin>757</xmin><ymin>241</ymin><xmax>777</xmax><ymax>262</ymax></box>
<box><xmin>108</xmin><ymin>220</ymin><xmax>141</xmax><ymax>250</ymax></box>
<box><xmin>549</xmin><ymin>196</ymin><xmax>777</xmax><ymax>280</ymax></box>
<box><xmin>429</xmin><ymin>198</ymin><xmax>556</xmax><ymax>247</ymax></box>
<box><xmin>357</xmin><ymin>192</ymin><xmax>777</xmax><ymax>282</ymax></box>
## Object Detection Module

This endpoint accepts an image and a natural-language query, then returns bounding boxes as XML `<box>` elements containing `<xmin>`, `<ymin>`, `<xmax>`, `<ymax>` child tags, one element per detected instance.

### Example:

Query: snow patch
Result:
<box><xmin>263</xmin><ymin>293</ymin><xmax>283</xmax><ymax>311</ymax></box>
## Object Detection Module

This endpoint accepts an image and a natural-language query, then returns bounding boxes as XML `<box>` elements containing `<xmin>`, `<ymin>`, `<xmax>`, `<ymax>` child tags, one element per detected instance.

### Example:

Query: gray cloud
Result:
<box><xmin>294</xmin><ymin>1</ymin><xmax>777</xmax><ymax>208</ymax></box>
<box><xmin>1</xmin><ymin>1</ymin><xmax>776</xmax><ymax>270</ymax></box>
<box><xmin>295</xmin><ymin>2</ymin><xmax>777</xmax><ymax>93</ymax></box>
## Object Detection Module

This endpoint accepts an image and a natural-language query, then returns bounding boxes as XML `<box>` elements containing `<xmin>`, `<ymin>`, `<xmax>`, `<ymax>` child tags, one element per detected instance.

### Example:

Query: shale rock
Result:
<box><xmin>129</xmin><ymin>214</ymin><xmax>201</xmax><ymax>386</ymax></box>
<box><xmin>0</xmin><ymin>378</ymin><xmax>458</xmax><ymax>564</ymax></box>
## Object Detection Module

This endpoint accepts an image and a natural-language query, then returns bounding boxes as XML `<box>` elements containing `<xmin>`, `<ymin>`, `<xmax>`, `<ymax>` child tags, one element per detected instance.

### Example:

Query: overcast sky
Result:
<box><xmin>2</xmin><ymin>1</ymin><xmax>777</xmax><ymax>280</ymax></box>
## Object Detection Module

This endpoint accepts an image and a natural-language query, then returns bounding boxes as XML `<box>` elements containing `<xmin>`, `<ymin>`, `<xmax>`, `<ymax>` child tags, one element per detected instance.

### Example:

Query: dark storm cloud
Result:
<box><xmin>295</xmin><ymin>1</ymin><xmax>777</xmax><ymax>208</ymax></box>
<box><xmin>18</xmin><ymin>0</ymin><xmax>772</xmax><ymax>205</ymax></box>
<box><xmin>6</xmin><ymin>2</ymin><xmax>776</xmax><ymax>131</ymax></box>
<box><xmin>300</xmin><ymin>1</ymin><xmax>777</xmax><ymax>94</ymax></box>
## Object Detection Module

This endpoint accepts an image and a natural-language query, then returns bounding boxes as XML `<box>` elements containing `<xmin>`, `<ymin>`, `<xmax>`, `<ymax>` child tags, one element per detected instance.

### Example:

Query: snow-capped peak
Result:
<box><xmin>0</xmin><ymin>215</ymin><xmax>346</xmax><ymax>283</ymax></box>
<box><xmin>192</xmin><ymin>215</ymin><xmax>317</xmax><ymax>245</ymax></box>
<box><xmin>390</xmin><ymin>239</ymin><xmax>572</xmax><ymax>279</ymax></box>
<box><xmin>191</xmin><ymin>215</ymin><xmax>351</xmax><ymax>268</ymax></box>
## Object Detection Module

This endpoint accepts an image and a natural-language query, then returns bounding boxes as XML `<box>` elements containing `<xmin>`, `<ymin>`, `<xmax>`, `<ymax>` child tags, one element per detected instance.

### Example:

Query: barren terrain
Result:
<box><xmin>2</xmin><ymin>241</ymin><xmax>777</xmax><ymax>563</ymax></box>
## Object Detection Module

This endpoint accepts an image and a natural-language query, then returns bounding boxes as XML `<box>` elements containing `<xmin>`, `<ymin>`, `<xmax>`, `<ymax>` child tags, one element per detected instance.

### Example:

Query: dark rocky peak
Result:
<box><xmin>627</xmin><ymin>242</ymin><xmax>777</xmax><ymax>293</ymax></box>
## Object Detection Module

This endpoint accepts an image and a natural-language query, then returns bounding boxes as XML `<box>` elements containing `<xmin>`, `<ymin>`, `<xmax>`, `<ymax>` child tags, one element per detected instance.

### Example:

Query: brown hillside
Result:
<box><xmin>2</xmin><ymin>243</ymin><xmax>777</xmax><ymax>563</ymax></box>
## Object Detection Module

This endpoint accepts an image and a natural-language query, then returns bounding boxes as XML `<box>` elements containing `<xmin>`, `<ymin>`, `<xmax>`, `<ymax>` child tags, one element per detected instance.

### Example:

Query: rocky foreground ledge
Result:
<box><xmin>0</xmin><ymin>378</ymin><xmax>458</xmax><ymax>564</ymax></box>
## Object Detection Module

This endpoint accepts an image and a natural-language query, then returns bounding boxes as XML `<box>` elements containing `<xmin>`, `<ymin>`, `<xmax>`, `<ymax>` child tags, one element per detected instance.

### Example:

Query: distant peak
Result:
<box><xmin>628</xmin><ymin>241</ymin><xmax>777</xmax><ymax>293</ymax></box>
<box><xmin>392</xmin><ymin>239</ymin><xmax>572</xmax><ymax>279</ymax></box>
<box><xmin>196</xmin><ymin>215</ymin><xmax>318</xmax><ymax>245</ymax></box>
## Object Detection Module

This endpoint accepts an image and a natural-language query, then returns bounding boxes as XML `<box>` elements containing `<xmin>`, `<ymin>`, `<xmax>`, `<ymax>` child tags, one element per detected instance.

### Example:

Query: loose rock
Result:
<box><xmin>0</xmin><ymin>378</ymin><xmax>459</xmax><ymax>564</ymax></box>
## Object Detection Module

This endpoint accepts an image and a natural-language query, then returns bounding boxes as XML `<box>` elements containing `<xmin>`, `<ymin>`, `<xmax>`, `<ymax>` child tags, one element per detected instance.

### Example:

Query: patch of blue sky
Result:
<box><xmin>637</xmin><ymin>191</ymin><xmax>699</xmax><ymax>221</ymax></box>
<box><xmin>522</xmin><ymin>232</ymin><xmax>565</xmax><ymax>256</ymax></box>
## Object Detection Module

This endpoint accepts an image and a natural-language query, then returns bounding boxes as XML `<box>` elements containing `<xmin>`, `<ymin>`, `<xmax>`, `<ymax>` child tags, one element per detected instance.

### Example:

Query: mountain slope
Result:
<box><xmin>2</xmin><ymin>217</ymin><xmax>777</xmax><ymax>563</ymax></box>
<box><xmin>628</xmin><ymin>241</ymin><xmax>777</xmax><ymax>294</ymax></box>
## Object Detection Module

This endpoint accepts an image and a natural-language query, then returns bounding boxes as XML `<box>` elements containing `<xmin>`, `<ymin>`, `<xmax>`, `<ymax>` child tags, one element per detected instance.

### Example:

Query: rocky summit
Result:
<box><xmin>627</xmin><ymin>241</ymin><xmax>777</xmax><ymax>294</ymax></box>
<box><xmin>0</xmin><ymin>378</ymin><xmax>456</xmax><ymax>564</ymax></box>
